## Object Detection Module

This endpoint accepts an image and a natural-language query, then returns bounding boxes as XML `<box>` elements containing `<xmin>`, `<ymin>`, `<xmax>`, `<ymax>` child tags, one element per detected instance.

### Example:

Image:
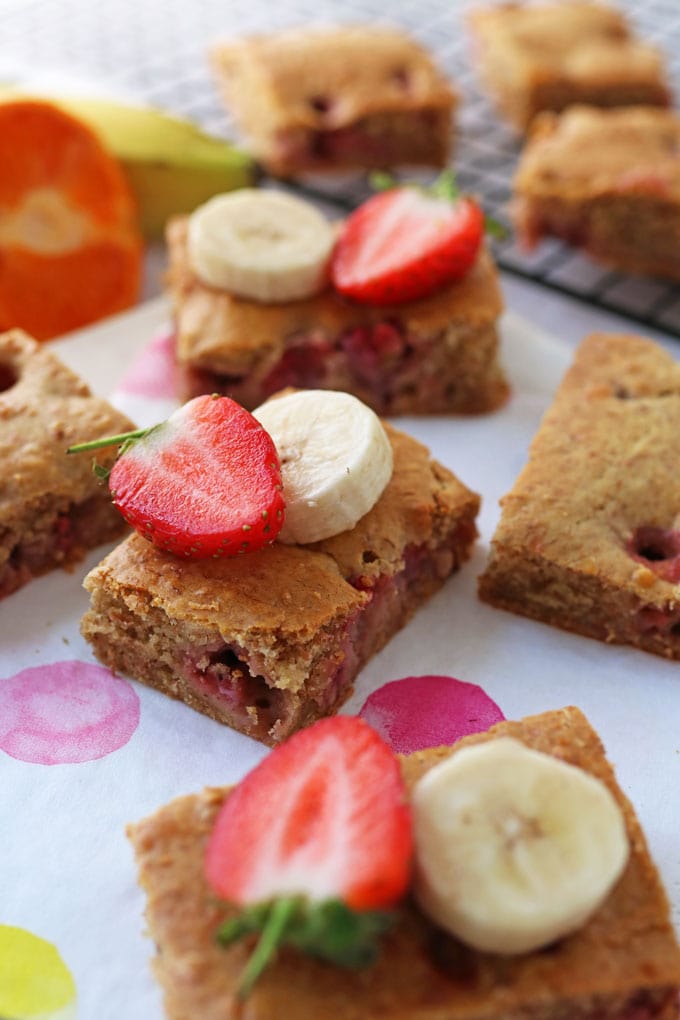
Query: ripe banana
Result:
<box><xmin>253</xmin><ymin>390</ymin><xmax>393</xmax><ymax>544</ymax></box>
<box><xmin>412</xmin><ymin>736</ymin><xmax>630</xmax><ymax>955</ymax></box>
<box><xmin>46</xmin><ymin>97</ymin><xmax>255</xmax><ymax>239</ymax></box>
<box><xmin>187</xmin><ymin>190</ymin><xmax>334</xmax><ymax>302</ymax></box>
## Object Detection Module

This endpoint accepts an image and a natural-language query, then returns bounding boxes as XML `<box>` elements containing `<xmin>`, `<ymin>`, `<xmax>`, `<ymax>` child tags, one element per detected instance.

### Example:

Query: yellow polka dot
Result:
<box><xmin>0</xmin><ymin>925</ymin><xmax>76</xmax><ymax>1017</ymax></box>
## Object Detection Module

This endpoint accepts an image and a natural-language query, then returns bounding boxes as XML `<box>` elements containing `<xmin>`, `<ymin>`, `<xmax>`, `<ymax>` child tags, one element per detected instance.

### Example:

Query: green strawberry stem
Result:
<box><xmin>66</xmin><ymin>427</ymin><xmax>152</xmax><ymax>455</ymax></box>
<box><xmin>483</xmin><ymin>214</ymin><xmax>508</xmax><ymax>239</ymax></box>
<box><xmin>236</xmin><ymin>896</ymin><xmax>298</xmax><ymax>999</ymax></box>
<box><xmin>216</xmin><ymin>896</ymin><xmax>395</xmax><ymax>998</ymax></box>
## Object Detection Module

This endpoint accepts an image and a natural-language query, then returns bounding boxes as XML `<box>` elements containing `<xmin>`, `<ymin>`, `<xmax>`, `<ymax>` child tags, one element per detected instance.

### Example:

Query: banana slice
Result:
<box><xmin>187</xmin><ymin>189</ymin><xmax>334</xmax><ymax>302</ymax></box>
<box><xmin>412</xmin><ymin>736</ymin><xmax>630</xmax><ymax>955</ymax></box>
<box><xmin>253</xmin><ymin>390</ymin><xmax>393</xmax><ymax>545</ymax></box>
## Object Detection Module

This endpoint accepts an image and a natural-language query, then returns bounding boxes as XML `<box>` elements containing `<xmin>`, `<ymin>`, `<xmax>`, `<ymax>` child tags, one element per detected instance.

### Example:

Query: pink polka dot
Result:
<box><xmin>0</xmin><ymin>660</ymin><xmax>140</xmax><ymax>765</ymax></box>
<box><xmin>118</xmin><ymin>329</ymin><xmax>178</xmax><ymax>399</ymax></box>
<box><xmin>358</xmin><ymin>675</ymin><xmax>505</xmax><ymax>755</ymax></box>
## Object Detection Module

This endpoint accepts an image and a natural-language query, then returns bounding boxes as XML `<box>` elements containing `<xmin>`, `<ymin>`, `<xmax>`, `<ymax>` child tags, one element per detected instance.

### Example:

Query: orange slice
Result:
<box><xmin>0</xmin><ymin>99</ymin><xmax>143</xmax><ymax>340</ymax></box>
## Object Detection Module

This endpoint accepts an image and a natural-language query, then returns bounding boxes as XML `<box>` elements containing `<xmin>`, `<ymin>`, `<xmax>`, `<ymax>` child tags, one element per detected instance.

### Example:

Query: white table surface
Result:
<box><xmin>2</xmin><ymin>1</ymin><xmax>680</xmax><ymax>1014</ymax></box>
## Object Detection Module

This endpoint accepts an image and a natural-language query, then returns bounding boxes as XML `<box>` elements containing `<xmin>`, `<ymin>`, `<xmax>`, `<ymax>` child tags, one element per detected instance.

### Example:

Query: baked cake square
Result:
<box><xmin>479</xmin><ymin>332</ymin><xmax>680</xmax><ymax>659</ymax></box>
<box><xmin>512</xmin><ymin>105</ymin><xmax>680</xmax><ymax>280</ymax></box>
<box><xmin>0</xmin><ymin>329</ymin><xmax>133</xmax><ymax>599</ymax></box>
<box><xmin>211</xmin><ymin>25</ymin><xmax>457</xmax><ymax>177</ymax></box>
<box><xmin>127</xmin><ymin>705</ymin><xmax>680</xmax><ymax>1019</ymax></box>
<box><xmin>167</xmin><ymin>216</ymin><xmax>507</xmax><ymax>415</ymax></box>
<box><xmin>81</xmin><ymin>424</ymin><xmax>479</xmax><ymax>744</ymax></box>
<box><xmin>469</xmin><ymin>1</ymin><xmax>671</xmax><ymax>132</ymax></box>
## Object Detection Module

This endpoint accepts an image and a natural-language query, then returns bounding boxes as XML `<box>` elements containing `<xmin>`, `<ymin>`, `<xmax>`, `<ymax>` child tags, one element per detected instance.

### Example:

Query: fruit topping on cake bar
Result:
<box><xmin>127</xmin><ymin>706</ymin><xmax>680</xmax><ymax>1018</ymax></box>
<box><xmin>205</xmin><ymin>715</ymin><xmax>412</xmax><ymax>997</ymax></box>
<box><xmin>330</xmin><ymin>172</ymin><xmax>485</xmax><ymax>305</ymax></box>
<box><xmin>78</xmin><ymin>389</ymin><xmax>480</xmax><ymax>742</ymax></box>
<box><xmin>70</xmin><ymin>392</ymin><xmax>287</xmax><ymax>558</ymax></box>
<box><xmin>167</xmin><ymin>180</ymin><xmax>507</xmax><ymax>415</ymax></box>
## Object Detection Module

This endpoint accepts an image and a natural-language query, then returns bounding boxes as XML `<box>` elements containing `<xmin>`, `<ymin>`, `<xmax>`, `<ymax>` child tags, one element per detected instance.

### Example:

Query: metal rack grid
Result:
<box><xmin>3</xmin><ymin>0</ymin><xmax>680</xmax><ymax>336</ymax></box>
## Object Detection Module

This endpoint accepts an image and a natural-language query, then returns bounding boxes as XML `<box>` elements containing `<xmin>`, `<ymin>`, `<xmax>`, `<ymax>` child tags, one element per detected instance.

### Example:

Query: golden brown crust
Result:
<box><xmin>310</xmin><ymin>425</ymin><xmax>477</xmax><ymax>581</ymax></box>
<box><xmin>0</xmin><ymin>329</ymin><xmax>133</xmax><ymax>590</ymax></box>
<box><xmin>514</xmin><ymin>106</ymin><xmax>680</xmax><ymax>202</ymax></box>
<box><xmin>213</xmin><ymin>25</ymin><xmax>456</xmax><ymax>130</ymax></box>
<box><xmin>479</xmin><ymin>332</ymin><xmax>680</xmax><ymax>658</ymax></box>
<box><xmin>211</xmin><ymin>25</ymin><xmax>457</xmax><ymax>173</ymax></box>
<box><xmin>469</xmin><ymin>2</ymin><xmax>671</xmax><ymax>130</ymax></box>
<box><xmin>511</xmin><ymin>106</ymin><xmax>680</xmax><ymax>278</ymax></box>
<box><xmin>127</xmin><ymin>706</ymin><xmax>680</xmax><ymax>1020</ymax></box>
<box><xmin>0</xmin><ymin>329</ymin><xmax>134</xmax><ymax>519</ymax></box>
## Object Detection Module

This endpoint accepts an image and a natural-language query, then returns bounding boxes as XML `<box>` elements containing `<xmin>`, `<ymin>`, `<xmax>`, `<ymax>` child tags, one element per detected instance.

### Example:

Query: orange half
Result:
<box><xmin>0</xmin><ymin>99</ymin><xmax>142</xmax><ymax>340</ymax></box>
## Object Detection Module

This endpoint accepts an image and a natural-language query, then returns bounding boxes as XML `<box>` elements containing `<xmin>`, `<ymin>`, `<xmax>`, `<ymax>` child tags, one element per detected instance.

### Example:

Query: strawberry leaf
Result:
<box><xmin>284</xmin><ymin>898</ymin><xmax>394</xmax><ymax>966</ymax></box>
<box><xmin>368</xmin><ymin>170</ymin><xmax>398</xmax><ymax>192</ymax></box>
<box><xmin>484</xmin><ymin>213</ymin><xmax>509</xmax><ymax>239</ymax></box>
<box><xmin>216</xmin><ymin>895</ymin><xmax>396</xmax><ymax>998</ymax></box>
<box><xmin>430</xmin><ymin>168</ymin><xmax>460</xmax><ymax>202</ymax></box>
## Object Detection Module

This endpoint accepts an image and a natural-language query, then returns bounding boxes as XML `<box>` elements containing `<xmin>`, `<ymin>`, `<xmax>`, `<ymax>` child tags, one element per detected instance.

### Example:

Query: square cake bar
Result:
<box><xmin>127</xmin><ymin>705</ymin><xmax>680</xmax><ymax>1019</ymax></box>
<box><xmin>81</xmin><ymin>425</ymin><xmax>480</xmax><ymax>744</ymax></box>
<box><xmin>167</xmin><ymin>216</ymin><xmax>507</xmax><ymax>416</ymax></box>
<box><xmin>512</xmin><ymin>105</ymin><xmax>680</xmax><ymax>280</ymax></box>
<box><xmin>479</xmin><ymin>332</ymin><xmax>680</xmax><ymax>659</ymax></box>
<box><xmin>211</xmin><ymin>25</ymin><xmax>457</xmax><ymax>177</ymax></box>
<box><xmin>0</xmin><ymin>329</ymin><xmax>133</xmax><ymax>599</ymax></box>
<box><xmin>469</xmin><ymin>1</ymin><xmax>670</xmax><ymax>132</ymax></box>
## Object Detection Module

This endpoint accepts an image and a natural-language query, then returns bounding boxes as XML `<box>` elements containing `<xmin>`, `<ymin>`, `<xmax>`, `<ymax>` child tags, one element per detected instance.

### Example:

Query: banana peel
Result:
<box><xmin>16</xmin><ymin>95</ymin><xmax>256</xmax><ymax>239</ymax></box>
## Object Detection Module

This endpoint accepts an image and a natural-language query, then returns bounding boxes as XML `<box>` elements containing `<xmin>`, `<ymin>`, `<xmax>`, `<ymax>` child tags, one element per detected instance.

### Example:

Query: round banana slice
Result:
<box><xmin>412</xmin><ymin>737</ymin><xmax>630</xmax><ymax>955</ymax></box>
<box><xmin>253</xmin><ymin>390</ymin><xmax>393</xmax><ymax>545</ymax></box>
<box><xmin>187</xmin><ymin>189</ymin><xmax>334</xmax><ymax>302</ymax></box>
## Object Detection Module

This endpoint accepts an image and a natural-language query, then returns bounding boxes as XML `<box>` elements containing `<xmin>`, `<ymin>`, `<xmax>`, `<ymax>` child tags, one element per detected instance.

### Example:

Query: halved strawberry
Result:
<box><xmin>69</xmin><ymin>394</ymin><xmax>285</xmax><ymax>558</ymax></box>
<box><xmin>205</xmin><ymin>715</ymin><xmax>413</xmax><ymax>996</ymax></box>
<box><xmin>331</xmin><ymin>176</ymin><xmax>485</xmax><ymax>305</ymax></box>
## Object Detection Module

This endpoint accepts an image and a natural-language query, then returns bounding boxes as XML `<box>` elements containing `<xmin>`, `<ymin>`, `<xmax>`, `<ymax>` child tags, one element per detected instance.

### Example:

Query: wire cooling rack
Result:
<box><xmin>3</xmin><ymin>0</ymin><xmax>680</xmax><ymax>336</ymax></box>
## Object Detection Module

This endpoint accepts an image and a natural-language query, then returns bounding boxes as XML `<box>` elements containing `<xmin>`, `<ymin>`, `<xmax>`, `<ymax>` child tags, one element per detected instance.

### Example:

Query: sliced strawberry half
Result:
<box><xmin>70</xmin><ymin>394</ymin><xmax>285</xmax><ymax>558</ymax></box>
<box><xmin>205</xmin><ymin>715</ymin><xmax>413</xmax><ymax>996</ymax></box>
<box><xmin>332</xmin><ymin>178</ymin><xmax>485</xmax><ymax>305</ymax></box>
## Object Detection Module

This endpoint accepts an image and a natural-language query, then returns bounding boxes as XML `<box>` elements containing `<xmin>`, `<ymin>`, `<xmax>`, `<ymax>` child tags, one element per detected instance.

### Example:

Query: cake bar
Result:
<box><xmin>479</xmin><ymin>332</ymin><xmax>680</xmax><ymax>659</ymax></box>
<box><xmin>512</xmin><ymin>105</ymin><xmax>680</xmax><ymax>280</ymax></box>
<box><xmin>127</xmin><ymin>705</ymin><xmax>680</xmax><ymax>1019</ymax></box>
<box><xmin>0</xmin><ymin>329</ymin><xmax>133</xmax><ymax>599</ymax></box>
<box><xmin>81</xmin><ymin>424</ymin><xmax>480</xmax><ymax>744</ymax></box>
<box><xmin>469</xmin><ymin>1</ymin><xmax>671</xmax><ymax>131</ymax></box>
<box><xmin>167</xmin><ymin>216</ymin><xmax>507</xmax><ymax>415</ymax></box>
<box><xmin>211</xmin><ymin>25</ymin><xmax>457</xmax><ymax>177</ymax></box>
